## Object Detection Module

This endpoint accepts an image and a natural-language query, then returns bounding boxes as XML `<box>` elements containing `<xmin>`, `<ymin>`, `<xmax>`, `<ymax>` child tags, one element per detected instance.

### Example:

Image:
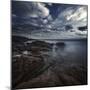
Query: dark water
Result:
<box><xmin>51</xmin><ymin>40</ymin><xmax>87</xmax><ymax>67</ymax></box>
<box><xmin>39</xmin><ymin>40</ymin><xmax>87</xmax><ymax>86</ymax></box>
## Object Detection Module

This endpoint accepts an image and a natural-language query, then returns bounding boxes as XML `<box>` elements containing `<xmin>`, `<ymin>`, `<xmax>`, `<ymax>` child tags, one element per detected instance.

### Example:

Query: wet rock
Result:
<box><xmin>12</xmin><ymin>35</ymin><xmax>29</xmax><ymax>43</ymax></box>
<box><xmin>12</xmin><ymin>55</ymin><xmax>45</xmax><ymax>88</ymax></box>
<box><xmin>56</xmin><ymin>42</ymin><xmax>65</xmax><ymax>46</ymax></box>
<box><xmin>30</xmin><ymin>41</ymin><xmax>52</xmax><ymax>49</ymax></box>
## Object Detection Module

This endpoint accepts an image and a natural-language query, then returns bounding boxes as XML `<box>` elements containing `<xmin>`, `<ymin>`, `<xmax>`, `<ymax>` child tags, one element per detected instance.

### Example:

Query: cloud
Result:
<box><xmin>47</xmin><ymin>15</ymin><xmax>53</xmax><ymax>21</ymax></box>
<box><xmin>47</xmin><ymin>3</ymin><xmax>52</xmax><ymax>6</ymax></box>
<box><xmin>37</xmin><ymin>3</ymin><xmax>49</xmax><ymax>18</ymax></box>
<box><xmin>27</xmin><ymin>2</ymin><xmax>49</xmax><ymax>18</ymax></box>
<box><xmin>65</xmin><ymin>7</ymin><xmax>87</xmax><ymax>22</ymax></box>
<box><xmin>43</xmin><ymin>19</ymin><xmax>48</xmax><ymax>24</ymax></box>
<box><xmin>12</xmin><ymin>14</ymin><xmax>17</xmax><ymax>18</ymax></box>
<box><xmin>52</xmin><ymin>6</ymin><xmax>87</xmax><ymax>29</ymax></box>
<box><xmin>12</xmin><ymin>1</ymin><xmax>50</xmax><ymax>18</ymax></box>
<box><xmin>12</xmin><ymin>1</ymin><xmax>53</xmax><ymax>27</ymax></box>
<box><xmin>75</xmin><ymin>30</ymin><xmax>87</xmax><ymax>35</ymax></box>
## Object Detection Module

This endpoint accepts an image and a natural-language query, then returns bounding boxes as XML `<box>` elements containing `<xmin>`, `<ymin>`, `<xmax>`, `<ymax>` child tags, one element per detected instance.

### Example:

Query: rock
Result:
<box><xmin>12</xmin><ymin>35</ymin><xmax>30</xmax><ymax>54</ymax></box>
<box><xmin>56</xmin><ymin>42</ymin><xmax>65</xmax><ymax>46</ymax></box>
<box><xmin>12</xmin><ymin>35</ymin><xmax>30</xmax><ymax>43</ymax></box>
<box><xmin>12</xmin><ymin>55</ymin><xmax>45</xmax><ymax>88</ymax></box>
<box><xmin>30</xmin><ymin>40</ymin><xmax>52</xmax><ymax>49</ymax></box>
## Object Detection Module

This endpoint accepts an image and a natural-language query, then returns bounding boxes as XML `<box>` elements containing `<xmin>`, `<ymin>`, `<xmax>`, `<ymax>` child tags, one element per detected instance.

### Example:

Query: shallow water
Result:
<box><xmin>49</xmin><ymin>40</ymin><xmax>87</xmax><ymax>67</ymax></box>
<box><xmin>39</xmin><ymin>40</ymin><xmax>87</xmax><ymax>86</ymax></box>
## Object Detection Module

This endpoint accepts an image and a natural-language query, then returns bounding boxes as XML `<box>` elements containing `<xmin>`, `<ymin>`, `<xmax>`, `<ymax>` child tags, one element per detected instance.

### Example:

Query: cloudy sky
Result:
<box><xmin>12</xmin><ymin>0</ymin><xmax>88</xmax><ymax>39</ymax></box>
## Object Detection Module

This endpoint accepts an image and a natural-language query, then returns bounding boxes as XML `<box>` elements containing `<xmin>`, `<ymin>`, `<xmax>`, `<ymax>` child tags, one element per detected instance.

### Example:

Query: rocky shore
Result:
<box><xmin>12</xmin><ymin>35</ymin><xmax>87</xmax><ymax>89</ymax></box>
<box><xmin>12</xmin><ymin>35</ymin><xmax>53</xmax><ymax>88</ymax></box>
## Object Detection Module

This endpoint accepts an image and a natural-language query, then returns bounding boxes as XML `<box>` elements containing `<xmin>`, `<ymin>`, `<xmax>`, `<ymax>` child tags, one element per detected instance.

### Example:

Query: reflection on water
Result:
<box><xmin>46</xmin><ymin>40</ymin><xmax>87</xmax><ymax>68</ymax></box>
<box><xmin>40</xmin><ymin>40</ymin><xmax>87</xmax><ymax>86</ymax></box>
<box><xmin>38</xmin><ymin>40</ymin><xmax>87</xmax><ymax>74</ymax></box>
<box><xmin>52</xmin><ymin>43</ymin><xmax>57</xmax><ymax>57</ymax></box>
<box><xmin>57</xmin><ymin>40</ymin><xmax>87</xmax><ymax>67</ymax></box>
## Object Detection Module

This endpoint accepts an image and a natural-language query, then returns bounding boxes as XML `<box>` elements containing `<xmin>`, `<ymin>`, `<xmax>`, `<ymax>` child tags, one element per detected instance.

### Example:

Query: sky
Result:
<box><xmin>12</xmin><ymin>0</ymin><xmax>88</xmax><ymax>39</ymax></box>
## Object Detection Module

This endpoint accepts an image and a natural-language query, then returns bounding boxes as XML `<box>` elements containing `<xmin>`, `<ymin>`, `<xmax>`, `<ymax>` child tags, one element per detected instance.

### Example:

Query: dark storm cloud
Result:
<box><xmin>12</xmin><ymin>0</ymin><xmax>87</xmax><ymax>36</ymax></box>
<box><xmin>12</xmin><ymin>1</ymin><xmax>54</xmax><ymax>26</ymax></box>
<box><xmin>12</xmin><ymin>2</ymin><xmax>48</xmax><ymax>17</ymax></box>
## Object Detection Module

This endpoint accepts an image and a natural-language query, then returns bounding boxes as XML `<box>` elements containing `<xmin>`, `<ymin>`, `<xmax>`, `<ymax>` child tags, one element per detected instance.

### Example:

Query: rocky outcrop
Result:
<box><xmin>12</xmin><ymin>55</ymin><xmax>45</xmax><ymax>88</ymax></box>
<box><xmin>56</xmin><ymin>42</ymin><xmax>65</xmax><ymax>46</ymax></box>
